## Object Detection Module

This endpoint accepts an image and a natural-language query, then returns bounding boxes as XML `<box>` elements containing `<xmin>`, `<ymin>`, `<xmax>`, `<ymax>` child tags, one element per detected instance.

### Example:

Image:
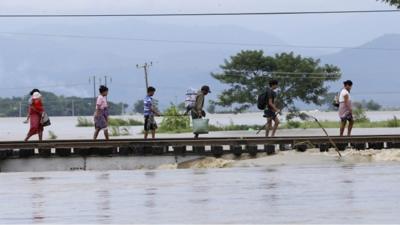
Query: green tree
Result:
<box><xmin>133</xmin><ymin>98</ymin><xmax>159</xmax><ymax>114</ymax></box>
<box><xmin>133</xmin><ymin>100</ymin><xmax>144</xmax><ymax>114</ymax></box>
<box><xmin>212</xmin><ymin>50</ymin><xmax>341</xmax><ymax>115</ymax></box>
<box><xmin>353</xmin><ymin>100</ymin><xmax>382</xmax><ymax>111</ymax></box>
<box><xmin>206</xmin><ymin>101</ymin><xmax>216</xmax><ymax>114</ymax></box>
<box><xmin>321</xmin><ymin>92</ymin><xmax>339</xmax><ymax>111</ymax></box>
<box><xmin>365</xmin><ymin>100</ymin><xmax>382</xmax><ymax>111</ymax></box>
<box><xmin>380</xmin><ymin>0</ymin><xmax>400</xmax><ymax>8</ymax></box>
<box><xmin>353</xmin><ymin>104</ymin><xmax>370</xmax><ymax>122</ymax></box>
<box><xmin>0</xmin><ymin>91</ymin><xmax>128</xmax><ymax>117</ymax></box>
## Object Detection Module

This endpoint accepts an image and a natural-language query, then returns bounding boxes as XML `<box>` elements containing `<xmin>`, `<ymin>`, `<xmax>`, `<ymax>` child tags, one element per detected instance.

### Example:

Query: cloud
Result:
<box><xmin>0</xmin><ymin>0</ymin><xmax>391</xmax><ymax>14</ymax></box>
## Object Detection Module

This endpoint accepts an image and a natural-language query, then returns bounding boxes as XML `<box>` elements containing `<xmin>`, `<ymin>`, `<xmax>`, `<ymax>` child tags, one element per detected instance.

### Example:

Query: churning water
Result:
<box><xmin>1</xmin><ymin>150</ymin><xmax>400</xmax><ymax>224</ymax></box>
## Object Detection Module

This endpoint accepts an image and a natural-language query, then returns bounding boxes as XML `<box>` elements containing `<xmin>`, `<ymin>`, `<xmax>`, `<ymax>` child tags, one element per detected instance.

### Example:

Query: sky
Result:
<box><xmin>0</xmin><ymin>0</ymin><xmax>399</xmax><ymax>48</ymax></box>
<box><xmin>0</xmin><ymin>0</ymin><xmax>399</xmax><ymax>107</ymax></box>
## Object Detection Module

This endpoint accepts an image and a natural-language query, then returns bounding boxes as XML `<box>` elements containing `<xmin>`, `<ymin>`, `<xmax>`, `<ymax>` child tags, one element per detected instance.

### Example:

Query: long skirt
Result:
<box><xmin>28</xmin><ymin>112</ymin><xmax>43</xmax><ymax>136</ymax></box>
<box><xmin>339</xmin><ymin>102</ymin><xmax>353</xmax><ymax>121</ymax></box>
<box><xmin>94</xmin><ymin>108</ymin><xmax>109</xmax><ymax>130</ymax></box>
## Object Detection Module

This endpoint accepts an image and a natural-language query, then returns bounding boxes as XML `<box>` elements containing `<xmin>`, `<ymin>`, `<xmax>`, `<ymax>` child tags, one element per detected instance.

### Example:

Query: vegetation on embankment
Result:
<box><xmin>76</xmin><ymin>104</ymin><xmax>400</xmax><ymax>134</ymax></box>
<box><xmin>76</xmin><ymin>117</ymin><xmax>143</xmax><ymax>127</ymax></box>
<box><xmin>283</xmin><ymin>117</ymin><xmax>400</xmax><ymax>129</ymax></box>
<box><xmin>156</xmin><ymin>105</ymin><xmax>400</xmax><ymax>133</ymax></box>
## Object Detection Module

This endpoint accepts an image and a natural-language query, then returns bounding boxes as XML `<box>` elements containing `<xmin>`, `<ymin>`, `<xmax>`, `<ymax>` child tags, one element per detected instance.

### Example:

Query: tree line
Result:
<box><xmin>0</xmin><ymin>91</ymin><xmax>128</xmax><ymax>117</ymax></box>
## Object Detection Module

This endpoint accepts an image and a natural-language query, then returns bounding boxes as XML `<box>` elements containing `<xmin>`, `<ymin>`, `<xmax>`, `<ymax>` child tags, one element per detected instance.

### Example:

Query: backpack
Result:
<box><xmin>185</xmin><ymin>88</ymin><xmax>198</xmax><ymax>109</ymax></box>
<box><xmin>257</xmin><ymin>90</ymin><xmax>269</xmax><ymax>110</ymax></box>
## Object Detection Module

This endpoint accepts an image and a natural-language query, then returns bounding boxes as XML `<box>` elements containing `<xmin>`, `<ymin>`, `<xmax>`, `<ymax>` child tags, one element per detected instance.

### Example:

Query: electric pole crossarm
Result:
<box><xmin>136</xmin><ymin>62</ymin><xmax>153</xmax><ymax>92</ymax></box>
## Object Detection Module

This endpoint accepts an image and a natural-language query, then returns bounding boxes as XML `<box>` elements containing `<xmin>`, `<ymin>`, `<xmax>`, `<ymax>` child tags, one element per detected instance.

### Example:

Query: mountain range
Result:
<box><xmin>0</xmin><ymin>19</ymin><xmax>398</xmax><ymax>109</ymax></box>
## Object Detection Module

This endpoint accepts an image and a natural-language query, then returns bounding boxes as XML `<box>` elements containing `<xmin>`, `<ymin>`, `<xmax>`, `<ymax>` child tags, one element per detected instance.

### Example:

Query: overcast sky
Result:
<box><xmin>0</xmin><ymin>0</ymin><xmax>399</xmax><ymax>47</ymax></box>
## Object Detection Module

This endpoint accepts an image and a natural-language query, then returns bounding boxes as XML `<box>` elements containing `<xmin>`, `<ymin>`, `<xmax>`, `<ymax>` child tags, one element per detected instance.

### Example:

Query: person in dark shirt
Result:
<box><xmin>191</xmin><ymin>85</ymin><xmax>211</xmax><ymax>138</ymax></box>
<box><xmin>264</xmin><ymin>80</ymin><xmax>280</xmax><ymax>137</ymax></box>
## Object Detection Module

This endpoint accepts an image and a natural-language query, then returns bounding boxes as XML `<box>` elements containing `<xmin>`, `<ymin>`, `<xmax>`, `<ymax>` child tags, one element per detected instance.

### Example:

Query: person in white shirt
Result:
<box><xmin>338</xmin><ymin>80</ymin><xmax>353</xmax><ymax>136</ymax></box>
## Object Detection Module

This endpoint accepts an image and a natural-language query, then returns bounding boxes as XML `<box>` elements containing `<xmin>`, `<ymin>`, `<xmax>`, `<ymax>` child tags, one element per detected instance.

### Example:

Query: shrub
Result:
<box><xmin>353</xmin><ymin>107</ymin><xmax>370</xmax><ymax>122</ymax></box>
<box><xmin>286</xmin><ymin>120</ymin><xmax>301</xmax><ymax>129</ymax></box>
<box><xmin>48</xmin><ymin>130</ymin><xmax>58</xmax><ymax>140</ymax></box>
<box><xmin>110</xmin><ymin>127</ymin><xmax>131</xmax><ymax>136</ymax></box>
<box><xmin>127</xmin><ymin>119</ymin><xmax>144</xmax><ymax>126</ymax></box>
<box><xmin>158</xmin><ymin>105</ymin><xmax>191</xmax><ymax>133</ymax></box>
<box><xmin>77</xmin><ymin>117</ymin><xmax>94</xmax><ymax>127</ymax></box>
<box><xmin>77</xmin><ymin>117</ymin><xmax>143</xmax><ymax>127</ymax></box>
<box><xmin>387</xmin><ymin>116</ymin><xmax>400</xmax><ymax>128</ymax></box>
<box><xmin>108</xmin><ymin>118</ymin><xmax>127</xmax><ymax>126</ymax></box>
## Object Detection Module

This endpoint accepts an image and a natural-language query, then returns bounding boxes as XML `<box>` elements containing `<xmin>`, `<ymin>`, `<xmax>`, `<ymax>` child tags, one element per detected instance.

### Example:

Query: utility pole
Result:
<box><xmin>19</xmin><ymin>102</ymin><xmax>22</xmax><ymax>118</ymax></box>
<box><xmin>136</xmin><ymin>62</ymin><xmax>153</xmax><ymax>92</ymax></box>
<box><xmin>89</xmin><ymin>76</ymin><xmax>97</xmax><ymax>106</ymax></box>
<box><xmin>71</xmin><ymin>99</ymin><xmax>75</xmax><ymax>117</ymax></box>
<box><xmin>103</xmin><ymin>75</ymin><xmax>112</xmax><ymax>86</ymax></box>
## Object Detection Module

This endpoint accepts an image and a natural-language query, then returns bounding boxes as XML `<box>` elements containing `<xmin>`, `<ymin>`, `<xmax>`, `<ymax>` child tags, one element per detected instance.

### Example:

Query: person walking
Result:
<box><xmin>144</xmin><ymin>86</ymin><xmax>160</xmax><ymax>139</ymax></box>
<box><xmin>93</xmin><ymin>85</ymin><xmax>110</xmax><ymax>140</ymax></box>
<box><xmin>339</xmin><ymin>80</ymin><xmax>354</xmax><ymax>136</ymax></box>
<box><xmin>264</xmin><ymin>80</ymin><xmax>280</xmax><ymax>137</ymax></box>
<box><xmin>191</xmin><ymin>85</ymin><xmax>211</xmax><ymax>138</ymax></box>
<box><xmin>23</xmin><ymin>88</ymin><xmax>40</xmax><ymax>124</ymax></box>
<box><xmin>24</xmin><ymin>90</ymin><xmax>45</xmax><ymax>141</ymax></box>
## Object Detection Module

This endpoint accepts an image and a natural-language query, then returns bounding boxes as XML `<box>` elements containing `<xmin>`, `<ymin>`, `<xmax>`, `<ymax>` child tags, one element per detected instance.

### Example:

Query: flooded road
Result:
<box><xmin>1</xmin><ymin>154</ymin><xmax>400</xmax><ymax>224</ymax></box>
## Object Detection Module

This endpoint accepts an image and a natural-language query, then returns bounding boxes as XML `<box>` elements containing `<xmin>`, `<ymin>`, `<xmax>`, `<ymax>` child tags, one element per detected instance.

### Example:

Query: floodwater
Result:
<box><xmin>1</xmin><ymin>150</ymin><xmax>400</xmax><ymax>224</ymax></box>
<box><xmin>1</xmin><ymin>111</ymin><xmax>400</xmax><ymax>140</ymax></box>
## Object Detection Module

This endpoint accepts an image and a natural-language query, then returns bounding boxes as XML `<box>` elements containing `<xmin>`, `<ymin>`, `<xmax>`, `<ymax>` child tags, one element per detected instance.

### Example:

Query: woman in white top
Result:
<box><xmin>338</xmin><ymin>80</ymin><xmax>353</xmax><ymax>136</ymax></box>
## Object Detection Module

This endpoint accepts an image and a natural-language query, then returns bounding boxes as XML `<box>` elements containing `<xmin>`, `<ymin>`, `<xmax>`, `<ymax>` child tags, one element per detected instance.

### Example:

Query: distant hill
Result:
<box><xmin>0</xmin><ymin>19</ymin><xmax>289</xmax><ymax>109</ymax></box>
<box><xmin>0</xmin><ymin>19</ymin><xmax>399</xmax><ymax>109</ymax></box>
<box><xmin>321</xmin><ymin>34</ymin><xmax>400</xmax><ymax>107</ymax></box>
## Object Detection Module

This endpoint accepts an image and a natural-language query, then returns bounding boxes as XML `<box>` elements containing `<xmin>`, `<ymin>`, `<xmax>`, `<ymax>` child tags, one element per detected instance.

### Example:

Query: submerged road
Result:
<box><xmin>0</xmin><ymin>135</ymin><xmax>400</xmax><ymax>147</ymax></box>
<box><xmin>0</xmin><ymin>135</ymin><xmax>399</xmax><ymax>157</ymax></box>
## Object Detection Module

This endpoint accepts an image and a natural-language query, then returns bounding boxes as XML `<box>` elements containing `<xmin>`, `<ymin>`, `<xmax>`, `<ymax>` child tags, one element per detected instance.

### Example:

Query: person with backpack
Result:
<box><xmin>339</xmin><ymin>80</ymin><xmax>354</xmax><ymax>136</ymax></box>
<box><xmin>259</xmin><ymin>80</ymin><xmax>280</xmax><ymax>137</ymax></box>
<box><xmin>191</xmin><ymin>85</ymin><xmax>211</xmax><ymax>138</ymax></box>
<box><xmin>184</xmin><ymin>88</ymin><xmax>197</xmax><ymax>115</ymax></box>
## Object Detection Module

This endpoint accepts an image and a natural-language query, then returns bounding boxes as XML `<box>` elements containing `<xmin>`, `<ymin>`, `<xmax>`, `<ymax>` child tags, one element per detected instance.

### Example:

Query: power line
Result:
<box><xmin>0</xmin><ymin>9</ymin><xmax>398</xmax><ymax>18</ymax></box>
<box><xmin>2</xmin><ymin>32</ymin><xmax>400</xmax><ymax>52</ymax></box>
<box><xmin>2</xmin><ymin>83</ymin><xmax>87</xmax><ymax>90</ymax></box>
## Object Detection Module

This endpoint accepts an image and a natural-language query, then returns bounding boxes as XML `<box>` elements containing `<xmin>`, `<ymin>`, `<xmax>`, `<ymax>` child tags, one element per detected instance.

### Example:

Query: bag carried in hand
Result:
<box><xmin>332</xmin><ymin>92</ymin><xmax>340</xmax><ymax>108</ymax></box>
<box><xmin>41</xmin><ymin>112</ymin><xmax>51</xmax><ymax>127</ymax></box>
<box><xmin>192</xmin><ymin>118</ymin><xmax>209</xmax><ymax>134</ymax></box>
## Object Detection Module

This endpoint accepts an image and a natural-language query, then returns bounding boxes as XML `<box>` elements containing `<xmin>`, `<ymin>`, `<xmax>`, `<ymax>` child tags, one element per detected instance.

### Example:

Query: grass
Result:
<box><xmin>109</xmin><ymin>126</ymin><xmax>131</xmax><ymax>137</ymax></box>
<box><xmin>48</xmin><ymin>130</ymin><xmax>58</xmax><ymax>140</ymax></box>
<box><xmin>77</xmin><ymin>117</ymin><xmax>94</xmax><ymax>127</ymax></box>
<box><xmin>209</xmin><ymin>124</ymin><xmax>262</xmax><ymax>131</ymax></box>
<box><xmin>157</xmin><ymin>116</ymin><xmax>400</xmax><ymax>134</ymax></box>
<box><xmin>282</xmin><ymin>116</ymin><xmax>400</xmax><ymax>129</ymax></box>
<box><xmin>108</xmin><ymin>118</ymin><xmax>143</xmax><ymax>126</ymax></box>
<box><xmin>77</xmin><ymin>116</ymin><xmax>143</xmax><ymax>127</ymax></box>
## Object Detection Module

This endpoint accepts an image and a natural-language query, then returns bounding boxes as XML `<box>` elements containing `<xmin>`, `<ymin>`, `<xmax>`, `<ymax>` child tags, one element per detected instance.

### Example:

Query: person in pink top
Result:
<box><xmin>93</xmin><ymin>85</ymin><xmax>110</xmax><ymax>140</ymax></box>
